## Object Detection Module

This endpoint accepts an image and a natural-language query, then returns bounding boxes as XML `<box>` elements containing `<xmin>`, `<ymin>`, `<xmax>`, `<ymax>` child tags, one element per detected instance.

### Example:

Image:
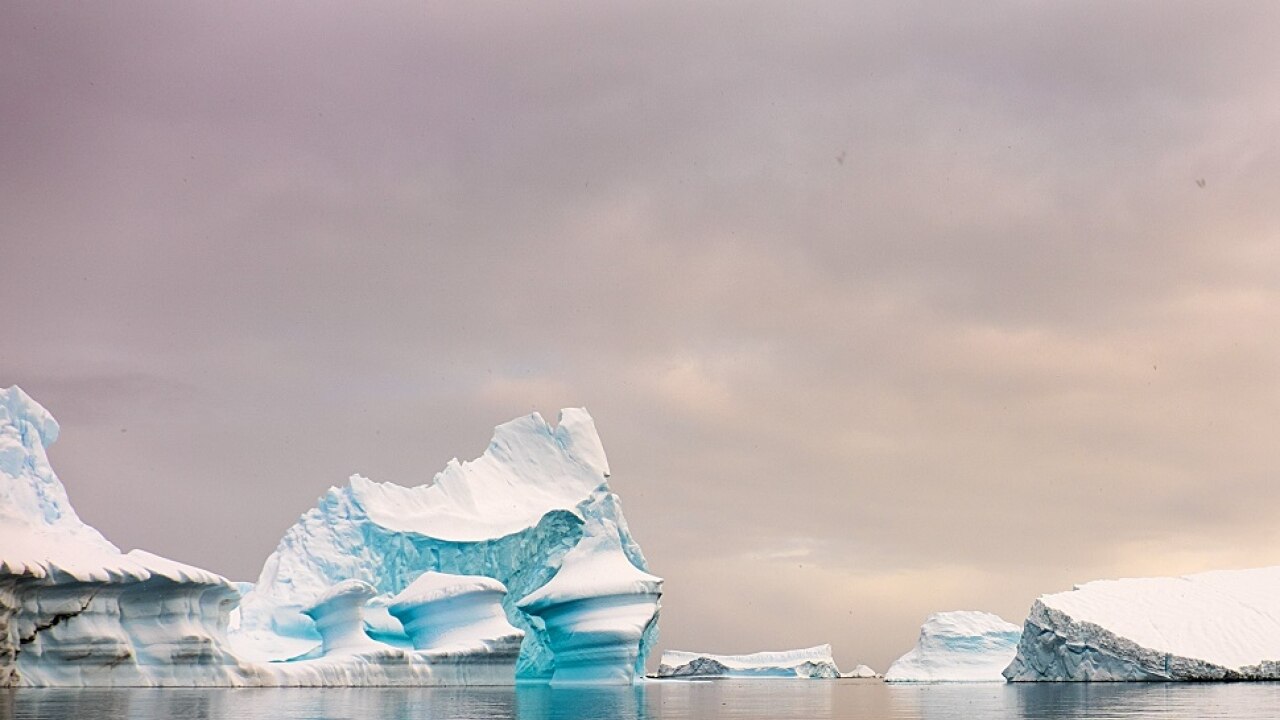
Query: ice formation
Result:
<box><xmin>388</xmin><ymin>572</ymin><xmax>523</xmax><ymax>655</ymax></box>
<box><xmin>843</xmin><ymin>664</ymin><xmax>879</xmax><ymax>678</ymax></box>
<box><xmin>231</xmin><ymin>407</ymin><xmax>661</xmax><ymax>684</ymax></box>
<box><xmin>0</xmin><ymin>386</ymin><xmax>246</xmax><ymax>687</ymax></box>
<box><xmin>0</xmin><ymin>387</ymin><xmax>659</xmax><ymax>687</ymax></box>
<box><xmin>655</xmin><ymin>645</ymin><xmax>841</xmax><ymax>679</ymax></box>
<box><xmin>301</xmin><ymin>580</ymin><xmax>383</xmax><ymax>656</ymax></box>
<box><xmin>884</xmin><ymin>611</ymin><xmax>1021</xmax><ymax>682</ymax></box>
<box><xmin>1004</xmin><ymin>567</ymin><xmax>1280</xmax><ymax>681</ymax></box>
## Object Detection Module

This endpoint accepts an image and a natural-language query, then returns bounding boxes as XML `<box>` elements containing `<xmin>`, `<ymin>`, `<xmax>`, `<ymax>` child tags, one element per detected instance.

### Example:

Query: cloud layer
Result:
<box><xmin>4</xmin><ymin>1</ymin><xmax>1280</xmax><ymax>669</ymax></box>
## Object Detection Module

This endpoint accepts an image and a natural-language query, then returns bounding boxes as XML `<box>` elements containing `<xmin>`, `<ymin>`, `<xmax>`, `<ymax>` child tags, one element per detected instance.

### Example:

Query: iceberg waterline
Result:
<box><xmin>0</xmin><ymin>386</ymin><xmax>660</xmax><ymax>687</ymax></box>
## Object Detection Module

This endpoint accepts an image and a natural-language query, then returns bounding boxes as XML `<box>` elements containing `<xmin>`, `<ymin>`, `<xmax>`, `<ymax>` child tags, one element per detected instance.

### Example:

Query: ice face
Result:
<box><xmin>1004</xmin><ymin>566</ymin><xmax>1280</xmax><ymax>681</ymax></box>
<box><xmin>232</xmin><ymin>408</ymin><xmax>661</xmax><ymax>683</ymax></box>
<box><xmin>884</xmin><ymin>611</ymin><xmax>1021</xmax><ymax>683</ymax></box>
<box><xmin>656</xmin><ymin>645</ymin><xmax>841</xmax><ymax>679</ymax></box>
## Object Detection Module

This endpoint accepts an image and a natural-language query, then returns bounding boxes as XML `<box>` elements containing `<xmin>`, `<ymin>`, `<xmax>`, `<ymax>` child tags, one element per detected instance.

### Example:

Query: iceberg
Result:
<box><xmin>655</xmin><ymin>645</ymin><xmax>841</xmax><ymax>679</ymax></box>
<box><xmin>884</xmin><ymin>611</ymin><xmax>1021</xmax><ymax>682</ymax></box>
<box><xmin>0</xmin><ymin>386</ymin><xmax>659</xmax><ymax>686</ymax></box>
<box><xmin>0</xmin><ymin>386</ymin><xmax>248</xmax><ymax>687</ymax></box>
<box><xmin>843</xmin><ymin>664</ymin><xmax>879</xmax><ymax>678</ymax></box>
<box><xmin>1004</xmin><ymin>567</ymin><xmax>1280</xmax><ymax>681</ymax></box>
<box><xmin>231</xmin><ymin>407</ymin><xmax>661</xmax><ymax>684</ymax></box>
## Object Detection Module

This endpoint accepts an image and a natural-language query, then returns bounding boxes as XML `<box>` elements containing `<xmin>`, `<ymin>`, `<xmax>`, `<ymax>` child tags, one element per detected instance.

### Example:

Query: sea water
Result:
<box><xmin>6</xmin><ymin>680</ymin><xmax>1280</xmax><ymax>720</ymax></box>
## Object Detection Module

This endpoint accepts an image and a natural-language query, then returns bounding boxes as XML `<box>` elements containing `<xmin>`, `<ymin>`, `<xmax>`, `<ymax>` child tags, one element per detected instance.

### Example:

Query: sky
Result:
<box><xmin>3</xmin><ymin>1</ymin><xmax>1280</xmax><ymax>672</ymax></box>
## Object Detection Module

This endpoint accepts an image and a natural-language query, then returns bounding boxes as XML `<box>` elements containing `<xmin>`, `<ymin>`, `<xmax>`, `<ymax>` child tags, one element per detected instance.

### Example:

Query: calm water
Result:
<box><xmin>5</xmin><ymin>680</ymin><xmax>1280</xmax><ymax>720</ymax></box>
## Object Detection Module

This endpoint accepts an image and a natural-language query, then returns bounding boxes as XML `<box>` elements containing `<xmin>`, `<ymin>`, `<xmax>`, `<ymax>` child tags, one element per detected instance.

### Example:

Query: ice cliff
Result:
<box><xmin>231</xmin><ymin>407</ymin><xmax>661</xmax><ymax>684</ymax></box>
<box><xmin>884</xmin><ymin>611</ymin><xmax>1021</xmax><ymax>682</ymax></box>
<box><xmin>1004</xmin><ymin>567</ymin><xmax>1280</xmax><ymax>681</ymax></box>
<box><xmin>655</xmin><ymin>645</ymin><xmax>841</xmax><ymax>679</ymax></box>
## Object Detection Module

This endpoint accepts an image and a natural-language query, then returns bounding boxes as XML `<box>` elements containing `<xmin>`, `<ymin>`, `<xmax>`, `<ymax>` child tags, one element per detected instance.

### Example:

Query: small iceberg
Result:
<box><xmin>655</xmin><ymin>645</ymin><xmax>840</xmax><ymax>678</ymax></box>
<box><xmin>884</xmin><ymin>611</ymin><xmax>1021</xmax><ymax>682</ymax></box>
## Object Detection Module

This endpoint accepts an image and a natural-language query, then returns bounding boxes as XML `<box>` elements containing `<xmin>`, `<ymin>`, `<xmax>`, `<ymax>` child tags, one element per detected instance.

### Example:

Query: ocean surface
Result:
<box><xmin>6</xmin><ymin>680</ymin><xmax>1280</xmax><ymax>720</ymax></box>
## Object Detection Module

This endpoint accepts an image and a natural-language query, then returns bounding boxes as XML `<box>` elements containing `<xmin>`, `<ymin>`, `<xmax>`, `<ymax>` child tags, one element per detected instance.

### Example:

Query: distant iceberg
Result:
<box><xmin>884</xmin><ymin>611</ymin><xmax>1021</xmax><ymax>682</ymax></box>
<box><xmin>0</xmin><ymin>386</ymin><xmax>660</xmax><ymax>686</ymax></box>
<box><xmin>655</xmin><ymin>645</ymin><xmax>840</xmax><ymax>679</ymax></box>
<box><xmin>843</xmin><ymin>664</ymin><xmax>879</xmax><ymax>678</ymax></box>
<box><xmin>1005</xmin><ymin>567</ymin><xmax>1280</xmax><ymax>681</ymax></box>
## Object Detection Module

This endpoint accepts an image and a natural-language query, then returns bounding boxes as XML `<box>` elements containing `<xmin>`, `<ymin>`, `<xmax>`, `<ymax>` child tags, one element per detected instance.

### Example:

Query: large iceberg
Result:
<box><xmin>655</xmin><ymin>645</ymin><xmax>841</xmax><ymax>679</ymax></box>
<box><xmin>884</xmin><ymin>611</ymin><xmax>1021</xmax><ymax>682</ymax></box>
<box><xmin>0</xmin><ymin>386</ymin><xmax>659</xmax><ymax>686</ymax></box>
<box><xmin>1004</xmin><ymin>567</ymin><xmax>1280</xmax><ymax>681</ymax></box>
<box><xmin>231</xmin><ymin>407</ymin><xmax>661</xmax><ymax>684</ymax></box>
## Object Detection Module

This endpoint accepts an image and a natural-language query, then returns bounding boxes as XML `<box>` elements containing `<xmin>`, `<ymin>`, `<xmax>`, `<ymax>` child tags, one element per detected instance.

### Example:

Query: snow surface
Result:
<box><xmin>229</xmin><ymin>407</ymin><xmax>660</xmax><ymax>682</ymax></box>
<box><xmin>884</xmin><ymin>611</ymin><xmax>1021</xmax><ymax>683</ymax></box>
<box><xmin>655</xmin><ymin>645</ymin><xmax>841</xmax><ymax>679</ymax></box>
<box><xmin>1005</xmin><ymin>566</ymin><xmax>1280</xmax><ymax>681</ymax></box>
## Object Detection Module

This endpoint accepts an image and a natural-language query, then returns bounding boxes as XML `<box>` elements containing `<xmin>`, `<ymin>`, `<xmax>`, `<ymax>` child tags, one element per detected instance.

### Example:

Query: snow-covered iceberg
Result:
<box><xmin>655</xmin><ymin>645</ymin><xmax>841</xmax><ymax>679</ymax></box>
<box><xmin>1004</xmin><ymin>567</ymin><xmax>1280</xmax><ymax>681</ymax></box>
<box><xmin>0</xmin><ymin>386</ymin><xmax>248</xmax><ymax>687</ymax></box>
<box><xmin>843</xmin><ymin>664</ymin><xmax>879</xmax><ymax>678</ymax></box>
<box><xmin>884</xmin><ymin>611</ymin><xmax>1021</xmax><ymax>682</ymax></box>
<box><xmin>231</xmin><ymin>407</ymin><xmax>661</xmax><ymax>684</ymax></box>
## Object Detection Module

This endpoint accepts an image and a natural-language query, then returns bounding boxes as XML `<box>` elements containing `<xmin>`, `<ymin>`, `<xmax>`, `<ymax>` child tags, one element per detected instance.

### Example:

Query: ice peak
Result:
<box><xmin>1</xmin><ymin>385</ymin><xmax>60</xmax><ymax>448</ymax></box>
<box><xmin>481</xmin><ymin>407</ymin><xmax>610</xmax><ymax>481</ymax></box>
<box><xmin>554</xmin><ymin>408</ymin><xmax>610</xmax><ymax>478</ymax></box>
<box><xmin>0</xmin><ymin>385</ymin><xmax>99</xmax><ymax>538</ymax></box>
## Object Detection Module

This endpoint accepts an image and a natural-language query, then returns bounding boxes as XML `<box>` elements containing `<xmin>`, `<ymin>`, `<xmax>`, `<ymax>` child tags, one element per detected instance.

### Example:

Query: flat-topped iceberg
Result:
<box><xmin>1004</xmin><ymin>567</ymin><xmax>1280</xmax><ymax>681</ymax></box>
<box><xmin>229</xmin><ymin>407</ymin><xmax>660</xmax><ymax>683</ymax></box>
<box><xmin>884</xmin><ymin>611</ymin><xmax>1021</xmax><ymax>682</ymax></box>
<box><xmin>655</xmin><ymin>645</ymin><xmax>840</xmax><ymax>679</ymax></box>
